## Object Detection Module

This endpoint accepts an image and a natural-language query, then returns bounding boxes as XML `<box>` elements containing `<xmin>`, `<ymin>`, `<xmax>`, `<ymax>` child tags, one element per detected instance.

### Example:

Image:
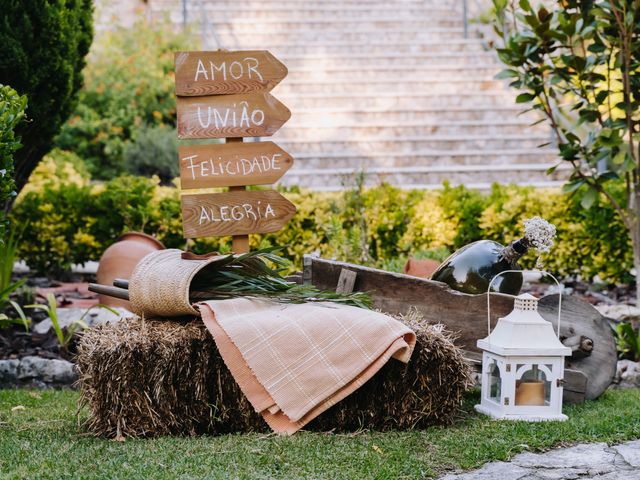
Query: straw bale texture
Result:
<box><xmin>76</xmin><ymin>313</ymin><xmax>472</xmax><ymax>438</ymax></box>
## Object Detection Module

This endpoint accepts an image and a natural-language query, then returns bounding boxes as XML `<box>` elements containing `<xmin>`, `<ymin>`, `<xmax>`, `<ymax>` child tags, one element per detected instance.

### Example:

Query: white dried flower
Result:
<box><xmin>524</xmin><ymin>216</ymin><xmax>556</xmax><ymax>253</ymax></box>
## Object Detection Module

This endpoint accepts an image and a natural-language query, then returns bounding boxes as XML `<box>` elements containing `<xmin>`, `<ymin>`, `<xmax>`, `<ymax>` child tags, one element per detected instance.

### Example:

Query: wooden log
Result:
<box><xmin>88</xmin><ymin>284</ymin><xmax>130</xmax><ymax>301</ymax></box>
<box><xmin>538</xmin><ymin>294</ymin><xmax>616</xmax><ymax>401</ymax></box>
<box><xmin>303</xmin><ymin>256</ymin><xmax>617</xmax><ymax>401</ymax></box>
<box><xmin>562</xmin><ymin>369</ymin><xmax>588</xmax><ymax>404</ymax></box>
<box><xmin>113</xmin><ymin>279</ymin><xmax>129</xmax><ymax>290</ymax></box>
<box><xmin>336</xmin><ymin>269</ymin><xmax>357</xmax><ymax>294</ymax></box>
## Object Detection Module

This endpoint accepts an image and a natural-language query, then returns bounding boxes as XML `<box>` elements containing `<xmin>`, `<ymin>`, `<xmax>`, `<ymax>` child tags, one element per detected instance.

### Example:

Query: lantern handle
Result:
<box><xmin>486</xmin><ymin>270</ymin><xmax>563</xmax><ymax>341</ymax></box>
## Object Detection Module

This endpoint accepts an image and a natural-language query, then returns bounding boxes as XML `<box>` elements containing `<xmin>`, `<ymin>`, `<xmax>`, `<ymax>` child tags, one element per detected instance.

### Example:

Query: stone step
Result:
<box><xmin>277</xmin><ymin>92</ymin><xmax>516</xmax><ymax>109</ymax></box>
<box><xmin>276</xmin><ymin>79</ymin><xmax>503</xmax><ymax>94</ymax></box>
<box><xmin>286</xmin><ymin>67</ymin><xmax>500</xmax><ymax>82</ymax></box>
<box><xmin>280</xmin><ymin>164</ymin><xmax>568</xmax><ymax>190</ymax></box>
<box><xmin>275</xmin><ymin>121</ymin><xmax>544</xmax><ymax>137</ymax></box>
<box><xmin>209</xmin><ymin>18</ymin><xmax>463</xmax><ymax>31</ymax></box>
<box><xmin>188</xmin><ymin>7</ymin><xmax>461</xmax><ymax>20</ymax></box>
<box><xmin>154</xmin><ymin>0</ymin><xmax>453</xmax><ymax>8</ymax></box>
<box><xmin>213</xmin><ymin>29</ymin><xmax>467</xmax><ymax>45</ymax></box>
<box><xmin>288</xmin><ymin>62</ymin><xmax>499</xmax><ymax>74</ymax></box>
<box><xmin>282</xmin><ymin>52</ymin><xmax>500</xmax><ymax>68</ymax></box>
<box><xmin>273</xmin><ymin>135</ymin><xmax>552</xmax><ymax>153</ymax></box>
<box><xmin>285</xmin><ymin>149</ymin><xmax>558</xmax><ymax>169</ymax></box>
<box><xmin>290</xmin><ymin>107</ymin><xmax>537</xmax><ymax>123</ymax></box>
<box><xmin>264</xmin><ymin>40</ymin><xmax>489</xmax><ymax>56</ymax></box>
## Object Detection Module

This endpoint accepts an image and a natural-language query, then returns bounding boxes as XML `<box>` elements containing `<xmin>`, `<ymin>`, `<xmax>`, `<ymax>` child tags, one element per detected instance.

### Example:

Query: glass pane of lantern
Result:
<box><xmin>515</xmin><ymin>364</ymin><xmax>551</xmax><ymax>406</ymax></box>
<box><xmin>488</xmin><ymin>359</ymin><xmax>501</xmax><ymax>403</ymax></box>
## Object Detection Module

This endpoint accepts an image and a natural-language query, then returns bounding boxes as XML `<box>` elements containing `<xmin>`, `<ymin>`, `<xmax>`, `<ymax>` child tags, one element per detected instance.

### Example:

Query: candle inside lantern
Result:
<box><xmin>515</xmin><ymin>380</ymin><xmax>545</xmax><ymax>405</ymax></box>
<box><xmin>515</xmin><ymin>365</ymin><xmax>545</xmax><ymax>405</ymax></box>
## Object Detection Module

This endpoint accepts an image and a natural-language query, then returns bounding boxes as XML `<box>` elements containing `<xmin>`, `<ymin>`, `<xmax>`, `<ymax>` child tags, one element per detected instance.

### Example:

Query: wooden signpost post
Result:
<box><xmin>174</xmin><ymin>50</ymin><xmax>295</xmax><ymax>254</ymax></box>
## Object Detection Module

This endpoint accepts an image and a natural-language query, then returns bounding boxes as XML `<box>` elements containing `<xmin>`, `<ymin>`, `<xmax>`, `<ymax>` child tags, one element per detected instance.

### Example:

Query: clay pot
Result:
<box><xmin>515</xmin><ymin>380</ymin><xmax>546</xmax><ymax>406</ymax></box>
<box><xmin>96</xmin><ymin>232</ymin><xmax>165</xmax><ymax>309</ymax></box>
<box><xmin>403</xmin><ymin>258</ymin><xmax>440</xmax><ymax>279</ymax></box>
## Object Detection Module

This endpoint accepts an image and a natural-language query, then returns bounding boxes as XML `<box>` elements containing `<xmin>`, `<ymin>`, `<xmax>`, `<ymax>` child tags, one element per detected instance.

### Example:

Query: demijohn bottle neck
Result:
<box><xmin>500</xmin><ymin>238</ymin><xmax>531</xmax><ymax>266</ymax></box>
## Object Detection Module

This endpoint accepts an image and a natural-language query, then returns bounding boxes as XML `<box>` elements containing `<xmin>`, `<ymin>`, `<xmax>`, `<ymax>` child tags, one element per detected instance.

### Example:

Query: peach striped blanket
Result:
<box><xmin>198</xmin><ymin>298</ymin><xmax>416</xmax><ymax>434</ymax></box>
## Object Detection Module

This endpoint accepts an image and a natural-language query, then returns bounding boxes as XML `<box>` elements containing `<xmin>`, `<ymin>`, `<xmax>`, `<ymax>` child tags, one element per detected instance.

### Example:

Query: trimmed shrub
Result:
<box><xmin>10</xmin><ymin>179</ymin><xmax>633</xmax><ymax>283</ymax></box>
<box><xmin>0</xmin><ymin>84</ymin><xmax>26</xmax><ymax>241</ymax></box>
<box><xmin>19</xmin><ymin>149</ymin><xmax>90</xmax><ymax>198</ymax></box>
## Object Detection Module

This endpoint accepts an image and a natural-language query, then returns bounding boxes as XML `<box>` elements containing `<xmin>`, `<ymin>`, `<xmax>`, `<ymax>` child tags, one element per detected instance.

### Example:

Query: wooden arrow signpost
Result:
<box><xmin>176</xmin><ymin>93</ymin><xmax>291</xmax><ymax>139</ymax></box>
<box><xmin>179</xmin><ymin>142</ymin><xmax>293</xmax><ymax>189</ymax></box>
<box><xmin>181</xmin><ymin>190</ymin><xmax>297</xmax><ymax>238</ymax></box>
<box><xmin>175</xmin><ymin>50</ymin><xmax>288</xmax><ymax>96</ymax></box>
<box><xmin>174</xmin><ymin>50</ymin><xmax>295</xmax><ymax>253</ymax></box>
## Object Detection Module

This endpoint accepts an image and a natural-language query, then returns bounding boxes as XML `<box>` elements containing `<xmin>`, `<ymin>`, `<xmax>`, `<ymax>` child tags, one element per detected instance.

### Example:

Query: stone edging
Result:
<box><xmin>0</xmin><ymin>356</ymin><xmax>77</xmax><ymax>388</ymax></box>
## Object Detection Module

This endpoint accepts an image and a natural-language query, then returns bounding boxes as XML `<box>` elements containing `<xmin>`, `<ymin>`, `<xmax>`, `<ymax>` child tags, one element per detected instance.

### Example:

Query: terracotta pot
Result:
<box><xmin>403</xmin><ymin>258</ymin><xmax>440</xmax><ymax>279</ymax></box>
<box><xmin>515</xmin><ymin>380</ymin><xmax>545</xmax><ymax>406</ymax></box>
<box><xmin>96</xmin><ymin>232</ymin><xmax>165</xmax><ymax>309</ymax></box>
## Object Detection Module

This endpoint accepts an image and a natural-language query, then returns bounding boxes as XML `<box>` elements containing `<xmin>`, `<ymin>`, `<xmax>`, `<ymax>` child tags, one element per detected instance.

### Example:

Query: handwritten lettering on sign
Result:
<box><xmin>181</xmin><ymin>190</ymin><xmax>296</xmax><ymax>238</ymax></box>
<box><xmin>175</xmin><ymin>51</ymin><xmax>288</xmax><ymax>96</ymax></box>
<box><xmin>179</xmin><ymin>142</ymin><xmax>293</xmax><ymax>189</ymax></box>
<box><xmin>176</xmin><ymin>93</ymin><xmax>291</xmax><ymax>139</ymax></box>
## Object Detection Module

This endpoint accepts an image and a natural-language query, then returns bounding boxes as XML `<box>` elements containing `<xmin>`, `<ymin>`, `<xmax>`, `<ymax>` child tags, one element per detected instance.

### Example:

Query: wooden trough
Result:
<box><xmin>303</xmin><ymin>255</ymin><xmax>618</xmax><ymax>403</ymax></box>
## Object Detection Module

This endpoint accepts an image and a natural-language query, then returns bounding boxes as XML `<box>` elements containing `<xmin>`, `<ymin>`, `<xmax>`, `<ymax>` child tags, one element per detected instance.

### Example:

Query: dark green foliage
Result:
<box><xmin>439</xmin><ymin>182</ymin><xmax>488</xmax><ymax>248</ymax></box>
<box><xmin>10</xmin><ymin>175</ymin><xmax>160</xmax><ymax>275</ymax></box>
<box><xmin>123</xmin><ymin>125</ymin><xmax>179</xmax><ymax>185</ymax></box>
<box><xmin>613</xmin><ymin>321</ymin><xmax>640</xmax><ymax>361</ymax></box>
<box><xmin>0</xmin><ymin>0</ymin><xmax>93</xmax><ymax>200</ymax></box>
<box><xmin>190</xmin><ymin>247</ymin><xmax>372</xmax><ymax>308</ymax></box>
<box><xmin>493</xmin><ymin>0</ymin><xmax>640</xmax><ymax>296</ymax></box>
<box><xmin>0</xmin><ymin>84</ymin><xmax>26</xmax><ymax>239</ymax></box>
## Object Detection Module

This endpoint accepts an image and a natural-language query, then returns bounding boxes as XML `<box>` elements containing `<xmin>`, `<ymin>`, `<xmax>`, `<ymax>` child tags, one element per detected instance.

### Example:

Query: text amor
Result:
<box><xmin>193</xmin><ymin>57</ymin><xmax>264</xmax><ymax>82</ymax></box>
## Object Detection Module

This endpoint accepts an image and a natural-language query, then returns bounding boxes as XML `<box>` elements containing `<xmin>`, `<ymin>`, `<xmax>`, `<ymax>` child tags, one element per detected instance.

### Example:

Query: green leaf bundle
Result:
<box><xmin>189</xmin><ymin>248</ymin><xmax>372</xmax><ymax>310</ymax></box>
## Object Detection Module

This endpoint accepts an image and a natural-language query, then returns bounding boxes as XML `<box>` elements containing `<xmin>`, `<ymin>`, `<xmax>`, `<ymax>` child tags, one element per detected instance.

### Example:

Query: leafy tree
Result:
<box><xmin>0</xmin><ymin>84</ymin><xmax>26</xmax><ymax>240</ymax></box>
<box><xmin>494</xmin><ymin>0</ymin><xmax>640</xmax><ymax>299</ymax></box>
<box><xmin>0</xmin><ymin>0</ymin><xmax>93</xmax><ymax>205</ymax></box>
<box><xmin>56</xmin><ymin>19</ymin><xmax>190</xmax><ymax>179</ymax></box>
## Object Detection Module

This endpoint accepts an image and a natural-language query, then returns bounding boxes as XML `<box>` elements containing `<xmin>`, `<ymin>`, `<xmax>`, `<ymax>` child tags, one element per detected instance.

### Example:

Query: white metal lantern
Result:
<box><xmin>475</xmin><ymin>271</ymin><xmax>571</xmax><ymax>421</ymax></box>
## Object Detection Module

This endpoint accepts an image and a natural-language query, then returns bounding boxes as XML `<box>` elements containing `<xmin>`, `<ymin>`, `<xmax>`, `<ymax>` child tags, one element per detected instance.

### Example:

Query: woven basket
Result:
<box><xmin>128</xmin><ymin>249</ymin><xmax>230</xmax><ymax>317</ymax></box>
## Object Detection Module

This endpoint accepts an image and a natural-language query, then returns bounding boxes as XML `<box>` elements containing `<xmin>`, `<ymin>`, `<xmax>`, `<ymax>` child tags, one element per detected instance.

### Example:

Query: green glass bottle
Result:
<box><xmin>430</xmin><ymin>238</ymin><xmax>531</xmax><ymax>295</ymax></box>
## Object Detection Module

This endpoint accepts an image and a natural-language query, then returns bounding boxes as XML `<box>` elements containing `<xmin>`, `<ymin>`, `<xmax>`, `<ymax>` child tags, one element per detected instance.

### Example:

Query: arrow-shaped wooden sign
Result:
<box><xmin>179</xmin><ymin>142</ymin><xmax>293</xmax><ymax>189</ymax></box>
<box><xmin>181</xmin><ymin>190</ymin><xmax>296</xmax><ymax>238</ymax></box>
<box><xmin>176</xmin><ymin>92</ymin><xmax>291</xmax><ymax>139</ymax></box>
<box><xmin>174</xmin><ymin>50</ymin><xmax>288</xmax><ymax>96</ymax></box>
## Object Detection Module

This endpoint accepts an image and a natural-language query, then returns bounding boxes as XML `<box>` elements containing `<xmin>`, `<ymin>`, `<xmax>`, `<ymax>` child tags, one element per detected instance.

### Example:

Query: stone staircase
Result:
<box><xmin>145</xmin><ymin>0</ymin><xmax>563</xmax><ymax>190</ymax></box>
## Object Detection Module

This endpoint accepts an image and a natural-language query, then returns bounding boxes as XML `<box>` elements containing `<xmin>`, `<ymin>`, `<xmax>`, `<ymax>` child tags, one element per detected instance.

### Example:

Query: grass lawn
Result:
<box><xmin>0</xmin><ymin>388</ymin><xmax>639</xmax><ymax>479</ymax></box>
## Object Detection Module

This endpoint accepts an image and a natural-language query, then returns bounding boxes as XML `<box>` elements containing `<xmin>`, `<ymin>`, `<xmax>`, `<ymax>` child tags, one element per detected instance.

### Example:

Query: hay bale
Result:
<box><xmin>76</xmin><ymin>314</ymin><xmax>472</xmax><ymax>438</ymax></box>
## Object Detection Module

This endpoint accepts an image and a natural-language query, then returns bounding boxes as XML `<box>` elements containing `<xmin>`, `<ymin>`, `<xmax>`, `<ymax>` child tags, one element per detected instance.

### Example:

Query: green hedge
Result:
<box><xmin>10</xmin><ymin>174</ymin><xmax>633</xmax><ymax>283</ymax></box>
<box><xmin>0</xmin><ymin>84</ymin><xmax>26</xmax><ymax>241</ymax></box>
